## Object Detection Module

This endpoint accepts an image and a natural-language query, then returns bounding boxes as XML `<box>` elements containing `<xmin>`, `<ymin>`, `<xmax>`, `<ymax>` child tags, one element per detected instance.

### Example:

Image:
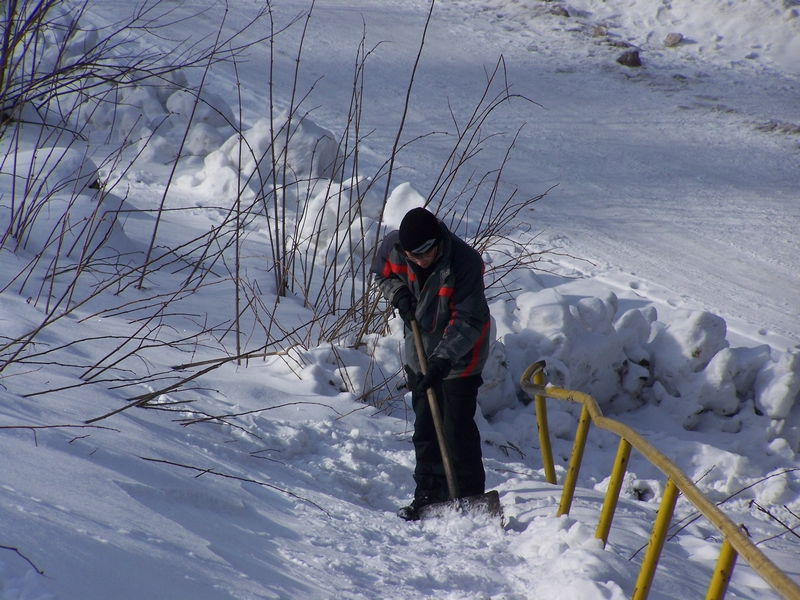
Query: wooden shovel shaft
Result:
<box><xmin>410</xmin><ymin>320</ymin><xmax>460</xmax><ymax>500</ymax></box>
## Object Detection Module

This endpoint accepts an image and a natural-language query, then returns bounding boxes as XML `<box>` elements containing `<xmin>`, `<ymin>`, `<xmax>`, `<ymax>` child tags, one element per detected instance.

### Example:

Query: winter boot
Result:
<box><xmin>397</xmin><ymin>490</ymin><xmax>434</xmax><ymax>521</ymax></box>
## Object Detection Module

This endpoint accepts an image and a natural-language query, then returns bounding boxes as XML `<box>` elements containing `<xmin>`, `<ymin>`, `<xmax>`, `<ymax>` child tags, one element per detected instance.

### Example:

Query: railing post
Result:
<box><xmin>595</xmin><ymin>437</ymin><xmax>632</xmax><ymax>546</ymax></box>
<box><xmin>705</xmin><ymin>537</ymin><xmax>739</xmax><ymax>600</ymax></box>
<box><xmin>557</xmin><ymin>403</ymin><xmax>591</xmax><ymax>516</ymax></box>
<box><xmin>632</xmin><ymin>478</ymin><xmax>680</xmax><ymax>600</ymax></box>
<box><xmin>533</xmin><ymin>366</ymin><xmax>557</xmax><ymax>485</ymax></box>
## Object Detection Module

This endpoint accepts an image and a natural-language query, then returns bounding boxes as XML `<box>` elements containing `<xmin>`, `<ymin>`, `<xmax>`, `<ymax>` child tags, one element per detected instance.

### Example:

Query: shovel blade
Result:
<box><xmin>418</xmin><ymin>490</ymin><xmax>503</xmax><ymax>521</ymax></box>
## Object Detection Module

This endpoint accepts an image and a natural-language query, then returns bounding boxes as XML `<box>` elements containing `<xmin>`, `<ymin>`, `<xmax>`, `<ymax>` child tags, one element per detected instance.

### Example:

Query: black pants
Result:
<box><xmin>407</xmin><ymin>369</ymin><xmax>485</xmax><ymax>502</ymax></box>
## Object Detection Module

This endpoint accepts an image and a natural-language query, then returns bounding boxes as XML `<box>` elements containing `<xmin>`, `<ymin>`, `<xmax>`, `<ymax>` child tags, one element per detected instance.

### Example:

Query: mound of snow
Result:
<box><xmin>178</xmin><ymin>112</ymin><xmax>340</xmax><ymax>201</ymax></box>
<box><xmin>756</xmin><ymin>349</ymin><xmax>800</xmax><ymax>419</ymax></box>
<box><xmin>0</xmin><ymin>146</ymin><xmax>100</xmax><ymax>200</ymax></box>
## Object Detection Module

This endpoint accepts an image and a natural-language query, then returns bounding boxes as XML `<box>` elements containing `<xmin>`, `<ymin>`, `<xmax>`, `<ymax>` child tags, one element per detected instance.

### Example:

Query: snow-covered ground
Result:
<box><xmin>1</xmin><ymin>1</ymin><xmax>799</xmax><ymax>598</ymax></box>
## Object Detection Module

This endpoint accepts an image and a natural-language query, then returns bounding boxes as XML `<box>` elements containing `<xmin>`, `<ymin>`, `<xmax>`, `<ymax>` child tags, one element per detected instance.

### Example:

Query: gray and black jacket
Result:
<box><xmin>370</xmin><ymin>221</ymin><xmax>491</xmax><ymax>379</ymax></box>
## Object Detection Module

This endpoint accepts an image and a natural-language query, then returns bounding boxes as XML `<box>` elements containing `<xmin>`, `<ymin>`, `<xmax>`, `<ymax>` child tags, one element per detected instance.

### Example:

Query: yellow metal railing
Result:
<box><xmin>521</xmin><ymin>361</ymin><xmax>800</xmax><ymax>600</ymax></box>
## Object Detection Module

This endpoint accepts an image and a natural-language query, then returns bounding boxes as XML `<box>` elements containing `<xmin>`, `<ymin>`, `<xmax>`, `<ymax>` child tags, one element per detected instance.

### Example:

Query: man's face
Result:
<box><xmin>405</xmin><ymin>245</ymin><xmax>439</xmax><ymax>269</ymax></box>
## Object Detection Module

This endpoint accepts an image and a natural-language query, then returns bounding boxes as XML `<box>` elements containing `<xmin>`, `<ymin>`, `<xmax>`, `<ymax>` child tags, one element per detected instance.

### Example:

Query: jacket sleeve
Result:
<box><xmin>369</xmin><ymin>230</ymin><xmax>410</xmax><ymax>304</ymax></box>
<box><xmin>432</xmin><ymin>244</ymin><xmax>490</xmax><ymax>369</ymax></box>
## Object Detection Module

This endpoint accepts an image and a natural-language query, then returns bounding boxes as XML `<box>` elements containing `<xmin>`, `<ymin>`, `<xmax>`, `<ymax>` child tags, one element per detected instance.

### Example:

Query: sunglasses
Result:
<box><xmin>404</xmin><ymin>245</ymin><xmax>438</xmax><ymax>260</ymax></box>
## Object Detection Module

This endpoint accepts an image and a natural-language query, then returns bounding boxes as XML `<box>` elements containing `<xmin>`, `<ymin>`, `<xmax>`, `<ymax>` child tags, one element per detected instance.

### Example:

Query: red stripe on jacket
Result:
<box><xmin>462</xmin><ymin>319</ymin><xmax>491</xmax><ymax>377</ymax></box>
<box><xmin>382</xmin><ymin>259</ymin><xmax>411</xmax><ymax>279</ymax></box>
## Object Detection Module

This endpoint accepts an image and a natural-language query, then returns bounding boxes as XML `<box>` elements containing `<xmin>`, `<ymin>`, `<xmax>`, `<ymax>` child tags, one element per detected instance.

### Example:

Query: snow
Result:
<box><xmin>1</xmin><ymin>0</ymin><xmax>799</xmax><ymax>599</ymax></box>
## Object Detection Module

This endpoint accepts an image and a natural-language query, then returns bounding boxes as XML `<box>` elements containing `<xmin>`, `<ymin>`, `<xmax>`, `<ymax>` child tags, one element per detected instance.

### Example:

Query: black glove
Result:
<box><xmin>417</xmin><ymin>356</ymin><xmax>451</xmax><ymax>396</ymax></box>
<box><xmin>391</xmin><ymin>287</ymin><xmax>417</xmax><ymax>324</ymax></box>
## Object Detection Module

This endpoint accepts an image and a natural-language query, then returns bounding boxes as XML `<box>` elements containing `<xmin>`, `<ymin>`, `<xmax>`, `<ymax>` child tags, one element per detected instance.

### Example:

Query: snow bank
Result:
<box><xmin>0</xmin><ymin>146</ymin><xmax>100</xmax><ymax>200</ymax></box>
<box><xmin>491</xmin><ymin>283</ymin><xmax>800</xmax><ymax>451</ymax></box>
<box><xmin>0</xmin><ymin>145</ymin><xmax>136</xmax><ymax>259</ymax></box>
<box><xmin>178</xmin><ymin>112</ymin><xmax>340</xmax><ymax>201</ymax></box>
<box><xmin>756</xmin><ymin>349</ymin><xmax>800</xmax><ymax>419</ymax></box>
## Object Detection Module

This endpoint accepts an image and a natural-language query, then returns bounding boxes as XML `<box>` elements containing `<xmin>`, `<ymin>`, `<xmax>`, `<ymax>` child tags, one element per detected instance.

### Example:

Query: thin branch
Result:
<box><xmin>139</xmin><ymin>456</ymin><xmax>331</xmax><ymax>516</ymax></box>
<box><xmin>751</xmin><ymin>501</ymin><xmax>800</xmax><ymax>544</ymax></box>
<box><xmin>0</xmin><ymin>545</ymin><xmax>44</xmax><ymax>575</ymax></box>
<box><xmin>178</xmin><ymin>401</ymin><xmax>344</xmax><ymax>427</ymax></box>
<box><xmin>0</xmin><ymin>423</ymin><xmax>119</xmax><ymax>446</ymax></box>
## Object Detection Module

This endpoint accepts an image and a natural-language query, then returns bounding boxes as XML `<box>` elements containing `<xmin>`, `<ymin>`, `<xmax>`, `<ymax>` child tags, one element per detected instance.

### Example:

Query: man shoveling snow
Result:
<box><xmin>370</xmin><ymin>207</ymin><xmax>496</xmax><ymax>520</ymax></box>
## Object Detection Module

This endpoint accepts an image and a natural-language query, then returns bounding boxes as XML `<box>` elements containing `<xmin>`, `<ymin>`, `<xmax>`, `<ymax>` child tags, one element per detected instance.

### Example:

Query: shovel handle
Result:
<box><xmin>410</xmin><ymin>320</ymin><xmax>459</xmax><ymax>500</ymax></box>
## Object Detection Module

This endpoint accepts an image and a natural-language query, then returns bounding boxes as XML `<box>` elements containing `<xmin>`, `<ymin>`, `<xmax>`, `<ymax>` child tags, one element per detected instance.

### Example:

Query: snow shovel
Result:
<box><xmin>409</xmin><ymin>320</ymin><xmax>503</xmax><ymax>520</ymax></box>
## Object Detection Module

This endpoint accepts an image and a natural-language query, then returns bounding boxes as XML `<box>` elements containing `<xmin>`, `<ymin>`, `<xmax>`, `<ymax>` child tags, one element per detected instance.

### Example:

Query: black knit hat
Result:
<box><xmin>399</xmin><ymin>207</ymin><xmax>441</xmax><ymax>254</ymax></box>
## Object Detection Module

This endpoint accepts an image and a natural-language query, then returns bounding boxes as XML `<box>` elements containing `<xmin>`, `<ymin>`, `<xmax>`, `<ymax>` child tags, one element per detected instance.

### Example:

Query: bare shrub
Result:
<box><xmin>1</xmin><ymin>0</ymin><xmax>551</xmax><ymax>420</ymax></box>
